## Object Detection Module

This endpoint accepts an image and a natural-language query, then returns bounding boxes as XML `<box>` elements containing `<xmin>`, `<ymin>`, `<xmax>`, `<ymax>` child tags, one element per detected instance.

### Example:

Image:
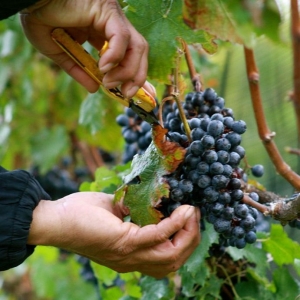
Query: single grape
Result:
<box><xmin>231</xmin><ymin>120</ymin><xmax>247</xmax><ymax>134</ymax></box>
<box><xmin>245</xmin><ymin>231</ymin><xmax>257</xmax><ymax>244</ymax></box>
<box><xmin>251</xmin><ymin>164</ymin><xmax>264</xmax><ymax>177</ymax></box>
<box><xmin>207</xmin><ymin>120</ymin><xmax>224</xmax><ymax>137</ymax></box>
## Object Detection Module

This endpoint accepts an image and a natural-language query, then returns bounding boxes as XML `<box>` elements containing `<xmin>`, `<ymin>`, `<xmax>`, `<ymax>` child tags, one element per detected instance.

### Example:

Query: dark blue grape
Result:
<box><xmin>223</xmin><ymin>116</ymin><xmax>234</xmax><ymax>129</ymax></box>
<box><xmin>211</xmin><ymin>113</ymin><xmax>224</xmax><ymax>122</ymax></box>
<box><xmin>214</xmin><ymin>97</ymin><xmax>225</xmax><ymax>109</ymax></box>
<box><xmin>232</xmin><ymin>120</ymin><xmax>247</xmax><ymax>134</ymax></box>
<box><xmin>245</xmin><ymin>231</ymin><xmax>257</xmax><ymax>244</ymax></box>
<box><xmin>222</xmin><ymin>164</ymin><xmax>233</xmax><ymax>177</ymax></box>
<box><xmin>200</xmin><ymin>118</ymin><xmax>210</xmax><ymax>131</ymax></box>
<box><xmin>197</xmin><ymin>161</ymin><xmax>210</xmax><ymax>174</ymax></box>
<box><xmin>125</xmin><ymin>107</ymin><xmax>136</xmax><ymax>118</ymax></box>
<box><xmin>207</xmin><ymin>120</ymin><xmax>224</xmax><ymax>137</ymax></box>
<box><xmin>228</xmin><ymin>178</ymin><xmax>241</xmax><ymax>190</ymax></box>
<box><xmin>197</xmin><ymin>175</ymin><xmax>211</xmax><ymax>188</ymax></box>
<box><xmin>234</xmin><ymin>204</ymin><xmax>249</xmax><ymax>218</ymax></box>
<box><xmin>212</xmin><ymin>175</ymin><xmax>229</xmax><ymax>189</ymax></box>
<box><xmin>171</xmin><ymin>188</ymin><xmax>184</xmax><ymax>201</ymax></box>
<box><xmin>235</xmin><ymin>238</ymin><xmax>246</xmax><ymax>249</ymax></box>
<box><xmin>217</xmin><ymin>150</ymin><xmax>230</xmax><ymax>164</ymax></box>
<box><xmin>169</xmin><ymin>117</ymin><xmax>182</xmax><ymax>131</ymax></box>
<box><xmin>222</xmin><ymin>206</ymin><xmax>234</xmax><ymax>220</ymax></box>
<box><xmin>240</xmin><ymin>216</ymin><xmax>256</xmax><ymax>230</ymax></box>
<box><xmin>116</xmin><ymin>114</ymin><xmax>129</xmax><ymax>127</ymax></box>
<box><xmin>202</xmin><ymin>150</ymin><xmax>218</xmax><ymax>164</ymax></box>
<box><xmin>231</xmin><ymin>145</ymin><xmax>245</xmax><ymax>159</ymax></box>
<box><xmin>218</xmin><ymin>192</ymin><xmax>231</xmax><ymax>204</ymax></box>
<box><xmin>226</xmin><ymin>132</ymin><xmax>241</xmax><ymax>147</ymax></box>
<box><xmin>190</xmin><ymin>140</ymin><xmax>204</xmax><ymax>156</ymax></box>
<box><xmin>191</xmin><ymin>128</ymin><xmax>206</xmax><ymax>141</ymax></box>
<box><xmin>203</xmin><ymin>186</ymin><xmax>219</xmax><ymax>202</ymax></box>
<box><xmin>232</xmin><ymin>226</ymin><xmax>245</xmax><ymax>239</ymax></box>
<box><xmin>251</xmin><ymin>164</ymin><xmax>264</xmax><ymax>177</ymax></box>
<box><xmin>189</xmin><ymin>118</ymin><xmax>201</xmax><ymax>129</ymax></box>
<box><xmin>228</xmin><ymin>152</ymin><xmax>241</xmax><ymax>167</ymax></box>
<box><xmin>212</xmin><ymin>202</ymin><xmax>224</xmax><ymax>216</ymax></box>
<box><xmin>168</xmin><ymin>178</ymin><xmax>179</xmax><ymax>189</ymax></box>
<box><xmin>231</xmin><ymin>189</ymin><xmax>244</xmax><ymax>201</ymax></box>
<box><xmin>187</xmin><ymin>170</ymin><xmax>200</xmax><ymax>184</ymax></box>
<box><xmin>210</xmin><ymin>162</ymin><xmax>224</xmax><ymax>175</ymax></box>
<box><xmin>179</xmin><ymin>179</ymin><xmax>193</xmax><ymax>193</ymax></box>
<box><xmin>140</xmin><ymin>121</ymin><xmax>151</xmax><ymax>133</ymax></box>
<box><xmin>123</xmin><ymin>129</ymin><xmax>139</xmax><ymax>144</ymax></box>
<box><xmin>185</xmin><ymin>154</ymin><xmax>201</xmax><ymax>168</ymax></box>
<box><xmin>201</xmin><ymin>135</ymin><xmax>215</xmax><ymax>149</ymax></box>
<box><xmin>203</xmin><ymin>88</ymin><xmax>217</xmax><ymax>103</ymax></box>
<box><xmin>215</xmin><ymin>137</ymin><xmax>231</xmax><ymax>151</ymax></box>
<box><xmin>213</xmin><ymin>218</ymin><xmax>232</xmax><ymax>233</ymax></box>
<box><xmin>191</xmin><ymin>92</ymin><xmax>204</xmax><ymax>106</ymax></box>
<box><xmin>185</xmin><ymin>92</ymin><xmax>195</xmax><ymax>102</ymax></box>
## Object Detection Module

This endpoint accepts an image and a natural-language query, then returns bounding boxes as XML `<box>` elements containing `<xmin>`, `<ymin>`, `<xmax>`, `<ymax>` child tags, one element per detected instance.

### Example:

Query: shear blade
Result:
<box><xmin>130</xmin><ymin>104</ymin><xmax>160</xmax><ymax>125</ymax></box>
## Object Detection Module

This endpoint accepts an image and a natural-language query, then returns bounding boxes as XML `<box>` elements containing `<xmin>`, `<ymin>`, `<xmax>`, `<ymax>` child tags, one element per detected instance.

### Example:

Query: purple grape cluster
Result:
<box><xmin>116</xmin><ymin>107</ymin><xmax>153</xmax><ymax>163</ymax></box>
<box><xmin>116</xmin><ymin>88</ymin><xmax>266</xmax><ymax>248</ymax></box>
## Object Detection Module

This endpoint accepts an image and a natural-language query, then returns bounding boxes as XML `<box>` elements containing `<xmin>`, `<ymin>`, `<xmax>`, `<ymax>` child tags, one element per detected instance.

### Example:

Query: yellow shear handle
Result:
<box><xmin>51</xmin><ymin>28</ymin><xmax>156</xmax><ymax>112</ymax></box>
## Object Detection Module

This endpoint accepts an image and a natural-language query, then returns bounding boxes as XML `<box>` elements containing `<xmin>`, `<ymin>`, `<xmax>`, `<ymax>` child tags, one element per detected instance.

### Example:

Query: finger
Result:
<box><xmin>128</xmin><ymin>205</ymin><xmax>197</xmax><ymax>250</ymax></box>
<box><xmin>143</xmin><ymin>81</ymin><xmax>157</xmax><ymax>99</ymax></box>
<box><xmin>48</xmin><ymin>52</ymin><xmax>100</xmax><ymax>92</ymax></box>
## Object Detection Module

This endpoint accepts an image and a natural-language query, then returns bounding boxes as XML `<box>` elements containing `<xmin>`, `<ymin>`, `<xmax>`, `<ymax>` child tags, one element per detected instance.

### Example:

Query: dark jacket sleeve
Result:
<box><xmin>0</xmin><ymin>166</ymin><xmax>51</xmax><ymax>271</ymax></box>
<box><xmin>0</xmin><ymin>0</ymin><xmax>41</xmax><ymax>20</ymax></box>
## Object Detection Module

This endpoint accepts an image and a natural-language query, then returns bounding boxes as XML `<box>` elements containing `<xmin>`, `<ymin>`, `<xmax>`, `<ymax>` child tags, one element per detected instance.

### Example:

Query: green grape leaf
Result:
<box><xmin>261</xmin><ymin>224</ymin><xmax>300</xmax><ymax>266</ymax></box>
<box><xmin>227</xmin><ymin>243</ymin><xmax>269</xmax><ymax>278</ymax></box>
<box><xmin>114</xmin><ymin>124</ymin><xmax>186</xmax><ymax>226</ymax></box>
<box><xmin>140</xmin><ymin>276</ymin><xmax>175</xmax><ymax>300</ymax></box>
<box><xmin>124</xmin><ymin>0</ymin><xmax>217</xmax><ymax>83</ymax></box>
<box><xmin>181</xmin><ymin>222</ymin><xmax>218</xmax><ymax>276</ymax></box>
<box><xmin>182</xmin><ymin>0</ymin><xmax>281</xmax><ymax>46</ymax></box>
<box><xmin>272</xmin><ymin>267</ymin><xmax>300</xmax><ymax>299</ymax></box>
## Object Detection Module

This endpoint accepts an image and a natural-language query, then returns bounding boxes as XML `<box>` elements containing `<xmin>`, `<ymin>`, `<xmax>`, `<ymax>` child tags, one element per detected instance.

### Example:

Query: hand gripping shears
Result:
<box><xmin>51</xmin><ymin>28</ymin><xmax>159</xmax><ymax>125</ymax></box>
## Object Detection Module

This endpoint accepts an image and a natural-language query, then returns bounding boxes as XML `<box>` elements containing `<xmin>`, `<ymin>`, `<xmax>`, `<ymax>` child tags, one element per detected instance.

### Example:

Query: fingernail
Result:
<box><xmin>184</xmin><ymin>205</ymin><xmax>195</xmax><ymax>219</ymax></box>
<box><xmin>126</xmin><ymin>85</ymin><xmax>140</xmax><ymax>99</ymax></box>
<box><xmin>100</xmin><ymin>63</ymin><xmax>115</xmax><ymax>73</ymax></box>
<box><xmin>103</xmin><ymin>81</ymin><xmax>123</xmax><ymax>89</ymax></box>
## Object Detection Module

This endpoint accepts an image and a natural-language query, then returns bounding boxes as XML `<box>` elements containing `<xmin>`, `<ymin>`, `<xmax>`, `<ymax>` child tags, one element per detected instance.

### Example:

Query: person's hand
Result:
<box><xmin>28</xmin><ymin>192</ymin><xmax>200</xmax><ymax>278</ymax></box>
<box><xmin>20</xmin><ymin>0</ymin><xmax>154</xmax><ymax>98</ymax></box>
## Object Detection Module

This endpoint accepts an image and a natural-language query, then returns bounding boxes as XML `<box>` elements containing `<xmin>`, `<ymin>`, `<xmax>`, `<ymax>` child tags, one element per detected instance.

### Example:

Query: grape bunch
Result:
<box><xmin>116</xmin><ymin>107</ymin><xmax>153</xmax><ymax>163</ymax></box>
<box><xmin>116</xmin><ymin>88</ymin><xmax>265</xmax><ymax>249</ymax></box>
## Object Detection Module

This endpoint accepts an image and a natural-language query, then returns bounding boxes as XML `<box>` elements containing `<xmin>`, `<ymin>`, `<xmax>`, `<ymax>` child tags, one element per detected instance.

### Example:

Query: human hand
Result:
<box><xmin>28</xmin><ymin>192</ymin><xmax>200</xmax><ymax>278</ymax></box>
<box><xmin>20</xmin><ymin>0</ymin><xmax>153</xmax><ymax>98</ymax></box>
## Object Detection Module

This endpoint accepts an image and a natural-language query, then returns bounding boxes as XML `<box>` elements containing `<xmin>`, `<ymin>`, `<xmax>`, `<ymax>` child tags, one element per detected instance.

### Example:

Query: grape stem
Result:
<box><xmin>243</xmin><ymin>47</ymin><xmax>300</xmax><ymax>190</ymax></box>
<box><xmin>291</xmin><ymin>0</ymin><xmax>300</xmax><ymax>139</ymax></box>
<box><xmin>178</xmin><ymin>38</ymin><xmax>202</xmax><ymax>92</ymax></box>
<box><xmin>172</xmin><ymin>93</ymin><xmax>192</xmax><ymax>142</ymax></box>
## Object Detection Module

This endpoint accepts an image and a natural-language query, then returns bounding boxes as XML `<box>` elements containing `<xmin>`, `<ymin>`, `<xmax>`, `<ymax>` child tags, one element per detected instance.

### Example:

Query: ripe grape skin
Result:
<box><xmin>232</xmin><ymin>120</ymin><xmax>247</xmax><ymax>134</ymax></box>
<box><xmin>211</xmin><ymin>175</ymin><xmax>229</xmax><ymax>189</ymax></box>
<box><xmin>215</xmin><ymin>138</ymin><xmax>231</xmax><ymax>151</ymax></box>
<box><xmin>234</xmin><ymin>204</ymin><xmax>249</xmax><ymax>218</ymax></box>
<box><xmin>207</xmin><ymin>120</ymin><xmax>224</xmax><ymax>137</ymax></box>
<box><xmin>217</xmin><ymin>150</ymin><xmax>230</xmax><ymax>164</ymax></box>
<box><xmin>202</xmin><ymin>150</ymin><xmax>218</xmax><ymax>164</ymax></box>
<box><xmin>209</xmin><ymin>162</ymin><xmax>224</xmax><ymax>175</ymax></box>
<box><xmin>226</xmin><ymin>132</ymin><xmax>241</xmax><ymax>147</ymax></box>
<box><xmin>214</xmin><ymin>218</ymin><xmax>232</xmax><ymax>234</ymax></box>
<box><xmin>197</xmin><ymin>161</ymin><xmax>210</xmax><ymax>174</ymax></box>
<box><xmin>201</xmin><ymin>135</ymin><xmax>215</xmax><ymax>149</ymax></box>
<box><xmin>245</xmin><ymin>231</ymin><xmax>257</xmax><ymax>244</ymax></box>
<box><xmin>232</xmin><ymin>226</ymin><xmax>245</xmax><ymax>239</ymax></box>
<box><xmin>251</xmin><ymin>164</ymin><xmax>264</xmax><ymax>177</ymax></box>
<box><xmin>191</xmin><ymin>128</ymin><xmax>206</xmax><ymax>141</ymax></box>
<box><xmin>197</xmin><ymin>175</ymin><xmax>211</xmax><ymax>188</ymax></box>
<box><xmin>116</xmin><ymin>114</ymin><xmax>130</xmax><ymax>127</ymax></box>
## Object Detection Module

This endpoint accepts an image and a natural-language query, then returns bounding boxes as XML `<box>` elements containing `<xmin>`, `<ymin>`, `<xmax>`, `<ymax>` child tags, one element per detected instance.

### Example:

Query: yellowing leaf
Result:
<box><xmin>114</xmin><ymin>124</ymin><xmax>186</xmax><ymax>226</ymax></box>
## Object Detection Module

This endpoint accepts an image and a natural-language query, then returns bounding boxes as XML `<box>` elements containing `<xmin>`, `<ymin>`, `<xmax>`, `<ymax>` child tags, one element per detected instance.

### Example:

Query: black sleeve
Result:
<box><xmin>0</xmin><ymin>166</ymin><xmax>51</xmax><ymax>271</ymax></box>
<box><xmin>0</xmin><ymin>0</ymin><xmax>41</xmax><ymax>20</ymax></box>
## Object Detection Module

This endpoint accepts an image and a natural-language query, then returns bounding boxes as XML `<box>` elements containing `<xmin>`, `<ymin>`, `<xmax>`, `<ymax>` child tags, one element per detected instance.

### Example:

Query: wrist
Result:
<box><xmin>27</xmin><ymin>199</ymin><xmax>63</xmax><ymax>247</ymax></box>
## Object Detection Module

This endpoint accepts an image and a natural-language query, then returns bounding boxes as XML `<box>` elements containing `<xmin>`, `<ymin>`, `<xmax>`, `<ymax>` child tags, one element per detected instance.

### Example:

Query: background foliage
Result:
<box><xmin>1</xmin><ymin>0</ymin><xmax>300</xmax><ymax>299</ymax></box>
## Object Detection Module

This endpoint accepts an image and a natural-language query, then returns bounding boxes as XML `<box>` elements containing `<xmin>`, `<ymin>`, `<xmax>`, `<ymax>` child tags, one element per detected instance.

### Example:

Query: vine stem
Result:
<box><xmin>291</xmin><ymin>0</ymin><xmax>300</xmax><ymax>138</ymax></box>
<box><xmin>243</xmin><ymin>47</ymin><xmax>300</xmax><ymax>190</ymax></box>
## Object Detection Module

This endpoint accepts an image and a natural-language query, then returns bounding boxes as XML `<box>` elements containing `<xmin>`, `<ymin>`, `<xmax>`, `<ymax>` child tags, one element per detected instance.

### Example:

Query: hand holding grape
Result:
<box><xmin>27</xmin><ymin>192</ymin><xmax>201</xmax><ymax>278</ymax></box>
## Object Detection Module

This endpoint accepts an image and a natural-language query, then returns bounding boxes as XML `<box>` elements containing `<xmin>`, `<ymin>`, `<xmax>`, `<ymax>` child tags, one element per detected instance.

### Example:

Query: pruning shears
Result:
<box><xmin>51</xmin><ymin>28</ymin><xmax>159</xmax><ymax>125</ymax></box>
